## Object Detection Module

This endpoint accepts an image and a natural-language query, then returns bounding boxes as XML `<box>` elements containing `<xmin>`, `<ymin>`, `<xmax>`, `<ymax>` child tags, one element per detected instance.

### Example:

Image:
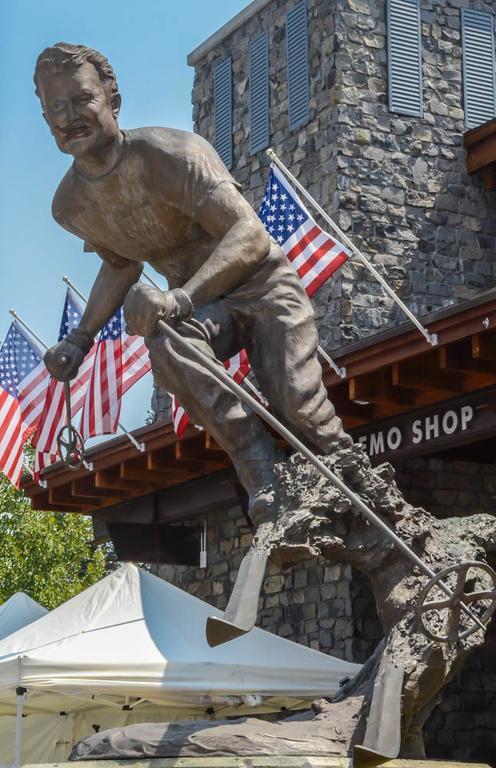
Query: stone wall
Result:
<box><xmin>332</xmin><ymin>0</ymin><xmax>496</xmax><ymax>345</ymax></box>
<box><xmin>190</xmin><ymin>0</ymin><xmax>496</xmax><ymax>350</ymax></box>
<box><xmin>157</xmin><ymin>501</ymin><xmax>379</xmax><ymax>663</ymax></box>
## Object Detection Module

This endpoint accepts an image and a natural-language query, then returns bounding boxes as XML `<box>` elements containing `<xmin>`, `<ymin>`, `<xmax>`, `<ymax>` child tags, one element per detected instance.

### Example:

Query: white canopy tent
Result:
<box><xmin>0</xmin><ymin>564</ymin><xmax>361</xmax><ymax>765</ymax></box>
<box><xmin>0</xmin><ymin>593</ymin><xmax>47</xmax><ymax>641</ymax></box>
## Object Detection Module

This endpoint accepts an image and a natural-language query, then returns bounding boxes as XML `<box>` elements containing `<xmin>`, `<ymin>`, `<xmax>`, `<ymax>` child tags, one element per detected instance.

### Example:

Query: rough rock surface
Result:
<box><xmin>72</xmin><ymin>446</ymin><xmax>496</xmax><ymax>760</ymax></box>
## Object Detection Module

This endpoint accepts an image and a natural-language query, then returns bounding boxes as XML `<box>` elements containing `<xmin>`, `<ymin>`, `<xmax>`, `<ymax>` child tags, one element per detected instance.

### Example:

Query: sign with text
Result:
<box><xmin>351</xmin><ymin>388</ymin><xmax>496</xmax><ymax>463</ymax></box>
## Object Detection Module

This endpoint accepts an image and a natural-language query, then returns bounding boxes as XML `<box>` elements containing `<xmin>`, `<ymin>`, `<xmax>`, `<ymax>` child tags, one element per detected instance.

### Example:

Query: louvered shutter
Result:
<box><xmin>286</xmin><ymin>0</ymin><xmax>309</xmax><ymax>131</ymax></box>
<box><xmin>387</xmin><ymin>0</ymin><xmax>423</xmax><ymax>117</ymax></box>
<box><xmin>250</xmin><ymin>32</ymin><xmax>269</xmax><ymax>155</ymax></box>
<box><xmin>214</xmin><ymin>56</ymin><xmax>233</xmax><ymax>169</ymax></box>
<box><xmin>461</xmin><ymin>9</ymin><xmax>496</xmax><ymax>129</ymax></box>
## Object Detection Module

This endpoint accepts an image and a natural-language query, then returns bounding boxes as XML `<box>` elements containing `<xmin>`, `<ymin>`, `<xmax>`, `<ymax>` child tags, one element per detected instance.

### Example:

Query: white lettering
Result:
<box><xmin>412</xmin><ymin>419</ymin><xmax>423</xmax><ymax>444</ymax></box>
<box><xmin>386</xmin><ymin>426</ymin><xmax>402</xmax><ymax>450</ymax></box>
<box><xmin>424</xmin><ymin>415</ymin><xmax>439</xmax><ymax>441</ymax></box>
<box><xmin>461</xmin><ymin>405</ymin><xmax>474</xmax><ymax>431</ymax></box>
<box><xmin>441</xmin><ymin>410</ymin><xmax>458</xmax><ymax>435</ymax></box>
<box><xmin>369</xmin><ymin>431</ymin><xmax>385</xmax><ymax>456</ymax></box>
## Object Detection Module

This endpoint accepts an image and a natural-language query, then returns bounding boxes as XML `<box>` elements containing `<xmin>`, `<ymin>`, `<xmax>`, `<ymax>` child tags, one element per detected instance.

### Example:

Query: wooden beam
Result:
<box><xmin>349</xmin><ymin>369</ymin><xmax>418</xmax><ymax>407</ymax></box>
<box><xmin>49</xmin><ymin>486</ymin><xmax>99</xmax><ymax>509</ymax></box>
<box><xmin>95</xmin><ymin>468</ymin><xmax>153</xmax><ymax>494</ymax></box>
<box><xmin>330</xmin><ymin>384</ymin><xmax>374</xmax><ymax>424</ymax></box>
<box><xmin>484</xmin><ymin>164</ymin><xmax>495</xmax><ymax>191</ymax></box>
<box><xmin>147</xmin><ymin>446</ymin><xmax>211</xmax><ymax>478</ymax></box>
<box><xmin>175</xmin><ymin>436</ymin><xmax>227</xmax><ymax>467</ymax></box>
<box><xmin>120</xmin><ymin>458</ymin><xmax>194</xmax><ymax>487</ymax></box>
<box><xmin>392</xmin><ymin>352</ymin><xmax>464</xmax><ymax>393</ymax></box>
<box><xmin>464</xmin><ymin>119</ymin><xmax>496</xmax><ymax>148</ymax></box>
<box><xmin>32</xmin><ymin>498</ymin><xmax>93</xmax><ymax>513</ymax></box>
<box><xmin>466</xmin><ymin>133</ymin><xmax>496</xmax><ymax>174</ymax></box>
<box><xmin>43</xmin><ymin>486</ymin><xmax>95</xmax><ymax>512</ymax></box>
<box><xmin>72</xmin><ymin>477</ymin><xmax>127</xmax><ymax>500</ymax></box>
<box><xmin>472</xmin><ymin>331</ymin><xmax>496</xmax><ymax>361</ymax></box>
<box><xmin>439</xmin><ymin>339</ymin><xmax>496</xmax><ymax>375</ymax></box>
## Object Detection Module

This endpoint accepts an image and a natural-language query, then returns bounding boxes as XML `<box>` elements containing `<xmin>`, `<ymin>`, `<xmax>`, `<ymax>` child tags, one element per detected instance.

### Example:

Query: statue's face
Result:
<box><xmin>38</xmin><ymin>61</ymin><xmax>120</xmax><ymax>158</ymax></box>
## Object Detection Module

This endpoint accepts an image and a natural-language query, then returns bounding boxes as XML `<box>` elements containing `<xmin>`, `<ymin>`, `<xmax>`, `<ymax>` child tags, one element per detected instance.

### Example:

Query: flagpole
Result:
<box><xmin>266</xmin><ymin>149</ymin><xmax>438</xmax><ymax>348</ymax></box>
<box><xmin>62</xmin><ymin>277</ymin><xmax>145</xmax><ymax>453</ymax></box>
<box><xmin>8</xmin><ymin>310</ymin><xmax>47</xmax><ymax>355</ymax></box>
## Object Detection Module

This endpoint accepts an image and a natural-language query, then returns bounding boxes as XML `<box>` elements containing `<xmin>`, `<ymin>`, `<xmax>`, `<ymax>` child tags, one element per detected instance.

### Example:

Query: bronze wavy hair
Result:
<box><xmin>34</xmin><ymin>43</ymin><xmax>118</xmax><ymax>99</ymax></box>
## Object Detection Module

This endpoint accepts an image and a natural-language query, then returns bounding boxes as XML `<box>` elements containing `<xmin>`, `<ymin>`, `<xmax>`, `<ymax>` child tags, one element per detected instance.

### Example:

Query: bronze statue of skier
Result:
<box><xmin>35</xmin><ymin>43</ymin><xmax>350</xmax><ymax>517</ymax></box>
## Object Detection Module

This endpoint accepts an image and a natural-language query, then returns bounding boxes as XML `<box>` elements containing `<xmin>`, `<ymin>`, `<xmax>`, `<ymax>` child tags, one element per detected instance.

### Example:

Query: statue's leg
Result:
<box><xmin>146</xmin><ymin>308</ymin><xmax>281</xmax><ymax>507</ymax></box>
<box><xmin>232</xmin><ymin>253</ymin><xmax>351</xmax><ymax>455</ymax></box>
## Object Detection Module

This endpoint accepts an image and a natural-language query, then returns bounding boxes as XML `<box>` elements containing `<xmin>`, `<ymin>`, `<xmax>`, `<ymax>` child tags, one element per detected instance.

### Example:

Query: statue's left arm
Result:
<box><xmin>181</xmin><ymin>183</ymin><xmax>271</xmax><ymax>307</ymax></box>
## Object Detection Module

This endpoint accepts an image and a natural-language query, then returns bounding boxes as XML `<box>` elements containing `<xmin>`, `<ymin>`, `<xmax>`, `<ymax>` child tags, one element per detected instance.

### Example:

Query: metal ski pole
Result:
<box><xmin>55</xmin><ymin>380</ymin><xmax>85</xmax><ymax>470</ymax></box>
<box><xmin>266</xmin><ymin>148</ymin><xmax>437</xmax><ymax>348</ymax></box>
<box><xmin>155</xmin><ymin>318</ymin><xmax>486</xmax><ymax>646</ymax></box>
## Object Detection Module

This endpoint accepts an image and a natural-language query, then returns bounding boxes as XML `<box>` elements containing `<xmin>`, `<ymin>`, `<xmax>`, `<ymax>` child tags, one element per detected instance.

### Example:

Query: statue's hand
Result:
<box><xmin>124</xmin><ymin>284</ymin><xmax>194</xmax><ymax>337</ymax></box>
<box><xmin>43</xmin><ymin>328</ymin><xmax>94</xmax><ymax>382</ymax></box>
<box><xmin>44</xmin><ymin>340</ymin><xmax>85</xmax><ymax>382</ymax></box>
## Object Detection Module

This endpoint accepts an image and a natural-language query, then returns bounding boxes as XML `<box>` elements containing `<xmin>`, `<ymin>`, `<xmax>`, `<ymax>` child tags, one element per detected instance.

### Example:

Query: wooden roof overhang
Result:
<box><xmin>22</xmin><ymin>289</ymin><xmax>496</xmax><ymax>515</ymax></box>
<box><xmin>464</xmin><ymin>118</ymin><xmax>496</xmax><ymax>189</ymax></box>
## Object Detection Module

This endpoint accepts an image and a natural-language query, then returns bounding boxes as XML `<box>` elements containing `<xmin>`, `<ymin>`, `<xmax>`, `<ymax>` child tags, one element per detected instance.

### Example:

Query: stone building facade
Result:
<box><xmin>155</xmin><ymin>0</ymin><xmax>496</xmax><ymax>761</ymax></box>
<box><xmin>189</xmin><ymin>0</ymin><xmax>496</xmax><ymax>349</ymax></box>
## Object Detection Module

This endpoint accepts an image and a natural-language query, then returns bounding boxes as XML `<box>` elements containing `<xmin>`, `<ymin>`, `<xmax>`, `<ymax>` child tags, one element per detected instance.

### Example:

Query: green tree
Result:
<box><xmin>0</xmin><ymin>474</ymin><xmax>106</xmax><ymax>609</ymax></box>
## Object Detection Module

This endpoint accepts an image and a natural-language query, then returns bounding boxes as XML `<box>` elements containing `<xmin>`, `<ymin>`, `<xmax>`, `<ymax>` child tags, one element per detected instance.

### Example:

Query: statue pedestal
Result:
<box><xmin>29</xmin><ymin>758</ymin><xmax>492</xmax><ymax>768</ymax></box>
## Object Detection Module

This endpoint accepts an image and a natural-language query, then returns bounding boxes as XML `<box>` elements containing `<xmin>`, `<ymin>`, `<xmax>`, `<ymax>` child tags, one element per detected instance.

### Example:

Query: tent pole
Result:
<box><xmin>14</xmin><ymin>686</ymin><xmax>26</xmax><ymax>767</ymax></box>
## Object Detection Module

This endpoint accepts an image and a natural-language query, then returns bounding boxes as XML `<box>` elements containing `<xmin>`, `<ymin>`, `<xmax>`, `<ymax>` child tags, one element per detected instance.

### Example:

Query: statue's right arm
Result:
<box><xmin>78</xmin><ymin>258</ymin><xmax>144</xmax><ymax>338</ymax></box>
<box><xmin>44</xmin><ymin>257</ymin><xmax>143</xmax><ymax>382</ymax></box>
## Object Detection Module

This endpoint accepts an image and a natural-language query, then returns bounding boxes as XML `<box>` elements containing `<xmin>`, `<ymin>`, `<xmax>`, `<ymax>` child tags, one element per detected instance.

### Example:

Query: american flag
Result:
<box><xmin>80</xmin><ymin>309</ymin><xmax>123</xmax><ymax>440</ymax></box>
<box><xmin>31</xmin><ymin>288</ymin><xmax>97</xmax><ymax>467</ymax></box>
<box><xmin>224</xmin><ymin>349</ymin><xmax>250</xmax><ymax>384</ymax></box>
<box><xmin>0</xmin><ymin>322</ymin><xmax>50</xmax><ymax>487</ymax></box>
<box><xmin>171</xmin><ymin>395</ymin><xmax>192</xmax><ymax>439</ymax></box>
<box><xmin>170</xmin><ymin>349</ymin><xmax>251</xmax><ymax>438</ymax></box>
<box><xmin>121</xmin><ymin>327</ymin><xmax>151</xmax><ymax>395</ymax></box>
<box><xmin>258</xmin><ymin>164</ymin><xmax>350</xmax><ymax>297</ymax></box>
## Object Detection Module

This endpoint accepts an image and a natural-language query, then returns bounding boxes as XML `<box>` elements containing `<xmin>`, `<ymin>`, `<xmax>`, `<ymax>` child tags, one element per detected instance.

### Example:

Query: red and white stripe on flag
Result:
<box><xmin>80</xmin><ymin>310</ymin><xmax>123</xmax><ymax>440</ymax></box>
<box><xmin>80</xmin><ymin>313</ymin><xmax>151</xmax><ymax>441</ymax></box>
<box><xmin>0</xmin><ymin>323</ymin><xmax>50</xmax><ymax>487</ymax></box>
<box><xmin>34</xmin><ymin>450</ymin><xmax>58</xmax><ymax>479</ymax></box>
<box><xmin>224</xmin><ymin>349</ymin><xmax>250</xmax><ymax>384</ymax></box>
<box><xmin>121</xmin><ymin>331</ymin><xmax>151</xmax><ymax>394</ymax></box>
<box><xmin>171</xmin><ymin>395</ymin><xmax>191</xmax><ymax>439</ymax></box>
<box><xmin>258</xmin><ymin>164</ymin><xmax>351</xmax><ymax>298</ymax></box>
<box><xmin>285</xmin><ymin>221</ymin><xmax>349</xmax><ymax>298</ymax></box>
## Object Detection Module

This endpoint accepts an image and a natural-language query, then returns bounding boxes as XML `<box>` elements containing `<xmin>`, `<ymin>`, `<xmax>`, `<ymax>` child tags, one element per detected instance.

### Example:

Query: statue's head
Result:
<box><xmin>34</xmin><ymin>43</ymin><xmax>121</xmax><ymax>158</ymax></box>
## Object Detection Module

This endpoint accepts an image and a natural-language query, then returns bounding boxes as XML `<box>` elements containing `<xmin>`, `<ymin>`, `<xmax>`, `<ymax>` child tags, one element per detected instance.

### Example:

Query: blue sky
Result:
<box><xmin>0</xmin><ymin>0</ymin><xmax>247</xmax><ymax>430</ymax></box>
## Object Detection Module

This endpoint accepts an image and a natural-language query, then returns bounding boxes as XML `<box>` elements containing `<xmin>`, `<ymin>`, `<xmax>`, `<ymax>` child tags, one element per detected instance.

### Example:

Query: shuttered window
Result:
<box><xmin>250</xmin><ymin>32</ymin><xmax>270</xmax><ymax>155</ymax></box>
<box><xmin>213</xmin><ymin>56</ymin><xmax>233</xmax><ymax>169</ymax></box>
<box><xmin>286</xmin><ymin>0</ymin><xmax>309</xmax><ymax>131</ymax></box>
<box><xmin>461</xmin><ymin>9</ymin><xmax>496</xmax><ymax>129</ymax></box>
<box><xmin>387</xmin><ymin>0</ymin><xmax>423</xmax><ymax>117</ymax></box>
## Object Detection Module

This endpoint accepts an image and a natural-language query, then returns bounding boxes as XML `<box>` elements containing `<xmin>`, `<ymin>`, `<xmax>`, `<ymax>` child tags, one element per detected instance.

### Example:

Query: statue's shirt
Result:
<box><xmin>52</xmin><ymin>127</ymin><xmax>241</xmax><ymax>288</ymax></box>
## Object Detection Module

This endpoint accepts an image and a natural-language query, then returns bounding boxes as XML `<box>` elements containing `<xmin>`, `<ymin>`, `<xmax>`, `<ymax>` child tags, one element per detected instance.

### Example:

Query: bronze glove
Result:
<box><xmin>123</xmin><ymin>283</ymin><xmax>194</xmax><ymax>337</ymax></box>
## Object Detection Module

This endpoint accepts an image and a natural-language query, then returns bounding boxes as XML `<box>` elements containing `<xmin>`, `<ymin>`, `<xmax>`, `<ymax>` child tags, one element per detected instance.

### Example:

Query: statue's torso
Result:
<box><xmin>52</xmin><ymin>127</ymin><xmax>239</xmax><ymax>287</ymax></box>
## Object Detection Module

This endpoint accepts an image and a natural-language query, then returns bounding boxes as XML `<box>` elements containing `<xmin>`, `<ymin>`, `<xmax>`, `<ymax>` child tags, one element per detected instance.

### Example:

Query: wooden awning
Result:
<box><xmin>464</xmin><ymin>118</ymin><xmax>496</xmax><ymax>189</ymax></box>
<box><xmin>22</xmin><ymin>289</ymin><xmax>496</xmax><ymax>514</ymax></box>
